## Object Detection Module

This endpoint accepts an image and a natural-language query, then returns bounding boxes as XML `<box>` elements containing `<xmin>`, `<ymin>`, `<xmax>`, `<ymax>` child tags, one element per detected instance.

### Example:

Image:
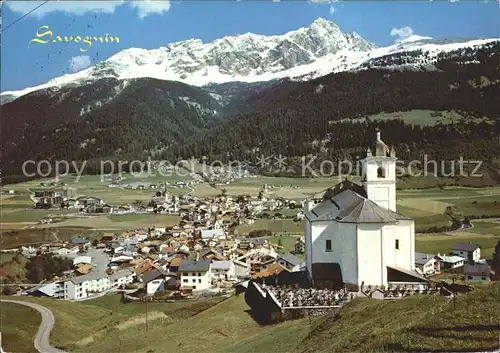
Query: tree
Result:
<box><xmin>26</xmin><ymin>254</ymin><xmax>73</xmax><ymax>283</ymax></box>
<box><xmin>277</xmin><ymin>238</ymin><xmax>283</xmax><ymax>247</ymax></box>
<box><xmin>493</xmin><ymin>240</ymin><xmax>500</xmax><ymax>264</ymax></box>
<box><xmin>2</xmin><ymin>286</ymin><xmax>16</xmax><ymax>296</ymax></box>
<box><xmin>91</xmin><ymin>239</ymin><xmax>99</xmax><ymax>247</ymax></box>
<box><xmin>27</xmin><ymin>266</ymin><xmax>45</xmax><ymax>283</ymax></box>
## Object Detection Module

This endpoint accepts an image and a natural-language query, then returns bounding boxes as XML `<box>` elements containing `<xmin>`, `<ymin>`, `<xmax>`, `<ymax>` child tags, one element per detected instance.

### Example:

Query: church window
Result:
<box><xmin>325</xmin><ymin>239</ymin><xmax>332</xmax><ymax>252</ymax></box>
<box><xmin>395</xmin><ymin>239</ymin><xmax>400</xmax><ymax>250</ymax></box>
<box><xmin>377</xmin><ymin>167</ymin><xmax>386</xmax><ymax>178</ymax></box>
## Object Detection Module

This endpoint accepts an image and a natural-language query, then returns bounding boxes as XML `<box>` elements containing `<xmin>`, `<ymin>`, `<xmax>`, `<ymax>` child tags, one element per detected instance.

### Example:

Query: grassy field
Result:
<box><xmin>0</xmin><ymin>209</ymin><xmax>75</xmax><ymax>223</ymax></box>
<box><xmin>0</xmin><ymin>228</ymin><xmax>105</xmax><ymax>250</ymax></box>
<box><xmin>296</xmin><ymin>284</ymin><xmax>500</xmax><ymax>353</ymax></box>
<box><xmin>363</xmin><ymin>109</ymin><xmax>493</xmax><ymax>127</ymax></box>
<box><xmin>2</xmin><ymin>173</ymin><xmax>191</xmax><ymax>206</ymax></box>
<box><xmin>3</xmin><ymin>285</ymin><xmax>500</xmax><ymax>353</ymax></box>
<box><xmin>79</xmin><ymin>294</ymin><xmax>222</xmax><ymax>320</ymax></box>
<box><xmin>268</xmin><ymin>234</ymin><xmax>305</xmax><ymax>259</ymax></box>
<box><xmin>191</xmin><ymin>176</ymin><xmax>358</xmax><ymax>199</ymax></box>
<box><xmin>0</xmin><ymin>302</ymin><xmax>39</xmax><ymax>353</ymax></box>
<box><xmin>44</xmin><ymin>286</ymin><xmax>500</xmax><ymax>352</ymax></box>
<box><xmin>0</xmin><ymin>253</ymin><xmax>15</xmax><ymax>264</ymax></box>
<box><xmin>2</xmin><ymin>294</ymin><xmax>223</xmax><ymax>352</ymax></box>
<box><xmin>416</xmin><ymin>230</ymin><xmax>500</xmax><ymax>258</ymax></box>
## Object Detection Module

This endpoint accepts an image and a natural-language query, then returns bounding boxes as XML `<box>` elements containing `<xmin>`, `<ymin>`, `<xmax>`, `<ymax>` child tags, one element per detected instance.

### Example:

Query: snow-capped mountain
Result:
<box><xmin>1</xmin><ymin>17</ymin><xmax>498</xmax><ymax>104</ymax></box>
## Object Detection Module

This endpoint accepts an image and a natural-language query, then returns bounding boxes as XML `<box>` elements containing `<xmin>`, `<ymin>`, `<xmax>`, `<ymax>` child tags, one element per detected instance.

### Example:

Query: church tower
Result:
<box><xmin>361</xmin><ymin>128</ymin><xmax>397</xmax><ymax>212</ymax></box>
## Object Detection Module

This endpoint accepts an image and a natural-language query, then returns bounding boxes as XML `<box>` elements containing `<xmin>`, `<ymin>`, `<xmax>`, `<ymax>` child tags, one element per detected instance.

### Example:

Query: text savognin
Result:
<box><xmin>29</xmin><ymin>25</ymin><xmax>120</xmax><ymax>52</ymax></box>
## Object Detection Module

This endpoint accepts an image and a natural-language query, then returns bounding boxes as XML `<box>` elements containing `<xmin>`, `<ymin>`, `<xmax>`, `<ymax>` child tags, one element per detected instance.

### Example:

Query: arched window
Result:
<box><xmin>377</xmin><ymin>167</ymin><xmax>386</xmax><ymax>178</ymax></box>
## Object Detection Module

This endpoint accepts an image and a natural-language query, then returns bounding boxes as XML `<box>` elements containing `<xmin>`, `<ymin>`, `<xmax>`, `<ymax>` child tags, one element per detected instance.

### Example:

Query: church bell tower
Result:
<box><xmin>361</xmin><ymin>128</ymin><xmax>397</xmax><ymax>212</ymax></box>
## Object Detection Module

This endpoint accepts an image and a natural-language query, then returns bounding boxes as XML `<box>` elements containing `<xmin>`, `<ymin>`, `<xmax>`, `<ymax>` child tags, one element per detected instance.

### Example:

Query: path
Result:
<box><xmin>0</xmin><ymin>299</ymin><xmax>66</xmax><ymax>353</ymax></box>
<box><xmin>443</xmin><ymin>221</ymin><xmax>474</xmax><ymax>235</ymax></box>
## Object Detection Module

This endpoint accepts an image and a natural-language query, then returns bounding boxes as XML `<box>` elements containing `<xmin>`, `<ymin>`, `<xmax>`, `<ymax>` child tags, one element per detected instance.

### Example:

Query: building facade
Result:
<box><xmin>178</xmin><ymin>260</ymin><xmax>212</xmax><ymax>291</ymax></box>
<box><xmin>304</xmin><ymin>129</ymin><xmax>423</xmax><ymax>290</ymax></box>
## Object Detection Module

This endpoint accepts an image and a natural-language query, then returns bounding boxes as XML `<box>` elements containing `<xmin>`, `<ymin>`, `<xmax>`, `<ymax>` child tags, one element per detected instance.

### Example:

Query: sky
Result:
<box><xmin>1</xmin><ymin>0</ymin><xmax>499</xmax><ymax>92</ymax></box>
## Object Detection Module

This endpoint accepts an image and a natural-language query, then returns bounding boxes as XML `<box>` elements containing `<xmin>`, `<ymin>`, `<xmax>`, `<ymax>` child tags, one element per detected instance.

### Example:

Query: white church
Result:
<box><xmin>304</xmin><ymin>129</ymin><xmax>426</xmax><ymax>291</ymax></box>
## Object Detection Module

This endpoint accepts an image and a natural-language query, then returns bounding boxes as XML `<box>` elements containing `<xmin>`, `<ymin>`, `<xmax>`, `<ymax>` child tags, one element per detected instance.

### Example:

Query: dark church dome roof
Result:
<box><xmin>323</xmin><ymin>178</ymin><xmax>367</xmax><ymax>200</ymax></box>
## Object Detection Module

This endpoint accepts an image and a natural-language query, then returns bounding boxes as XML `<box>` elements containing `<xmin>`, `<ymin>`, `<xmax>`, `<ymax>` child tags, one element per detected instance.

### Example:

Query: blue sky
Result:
<box><xmin>2</xmin><ymin>0</ymin><xmax>499</xmax><ymax>92</ymax></box>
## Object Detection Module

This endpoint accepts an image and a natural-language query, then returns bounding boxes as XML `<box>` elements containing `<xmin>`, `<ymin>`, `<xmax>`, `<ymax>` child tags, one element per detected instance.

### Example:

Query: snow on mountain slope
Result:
<box><xmin>1</xmin><ymin>17</ymin><xmax>498</xmax><ymax>103</ymax></box>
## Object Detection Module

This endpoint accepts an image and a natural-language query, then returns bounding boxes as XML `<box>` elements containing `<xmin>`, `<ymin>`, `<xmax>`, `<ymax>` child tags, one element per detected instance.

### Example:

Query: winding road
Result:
<box><xmin>0</xmin><ymin>299</ymin><xmax>66</xmax><ymax>353</ymax></box>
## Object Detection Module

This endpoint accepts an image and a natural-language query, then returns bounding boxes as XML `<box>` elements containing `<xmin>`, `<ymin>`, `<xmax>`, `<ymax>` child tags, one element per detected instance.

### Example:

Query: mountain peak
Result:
<box><xmin>2</xmin><ymin>19</ymin><xmax>496</xmax><ymax>103</ymax></box>
<box><xmin>309</xmin><ymin>17</ymin><xmax>341</xmax><ymax>31</ymax></box>
<box><xmin>312</xmin><ymin>17</ymin><xmax>332</xmax><ymax>25</ymax></box>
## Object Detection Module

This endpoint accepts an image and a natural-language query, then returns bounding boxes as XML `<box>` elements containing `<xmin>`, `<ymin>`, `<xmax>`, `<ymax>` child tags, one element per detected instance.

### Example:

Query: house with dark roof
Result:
<box><xmin>250</xmin><ymin>238</ymin><xmax>267</xmax><ymax>248</ymax></box>
<box><xmin>415</xmin><ymin>252</ymin><xmax>440</xmax><ymax>275</ymax></box>
<box><xmin>140</xmin><ymin>267</ymin><xmax>177</xmax><ymax>294</ymax></box>
<box><xmin>276</xmin><ymin>252</ymin><xmax>303</xmax><ymax>271</ymax></box>
<box><xmin>71</xmin><ymin>237</ymin><xmax>90</xmax><ymax>245</ymax></box>
<box><xmin>451</xmin><ymin>243</ymin><xmax>481</xmax><ymax>264</ymax></box>
<box><xmin>304</xmin><ymin>129</ymin><xmax>427</xmax><ymax>291</ymax></box>
<box><xmin>464</xmin><ymin>263</ymin><xmax>494</xmax><ymax>281</ymax></box>
<box><xmin>177</xmin><ymin>259</ymin><xmax>212</xmax><ymax>291</ymax></box>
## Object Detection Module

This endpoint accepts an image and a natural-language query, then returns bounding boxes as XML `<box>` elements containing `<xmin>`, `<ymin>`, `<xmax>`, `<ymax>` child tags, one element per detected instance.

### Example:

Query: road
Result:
<box><xmin>0</xmin><ymin>299</ymin><xmax>67</xmax><ymax>353</ymax></box>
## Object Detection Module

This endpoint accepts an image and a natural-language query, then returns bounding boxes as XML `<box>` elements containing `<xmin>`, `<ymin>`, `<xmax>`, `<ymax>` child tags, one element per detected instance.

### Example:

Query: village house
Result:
<box><xmin>83</xmin><ymin>196</ymin><xmax>105</xmax><ymax>207</ymax></box>
<box><xmin>463</xmin><ymin>264</ymin><xmax>493</xmax><ymax>282</ymax></box>
<box><xmin>20</xmin><ymin>246</ymin><xmax>37</xmax><ymax>258</ymax></box>
<box><xmin>257</xmin><ymin>257</ymin><xmax>278</xmax><ymax>273</ymax></box>
<box><xmin>200</xmin><ymin>248</ymin><xmax>226</xmax><ymax>261</ymax></box>
<box><xmin>73</xmin><ymin>255</ymin><xmax>92</xmax><ymax>266</ymax></box>
<box><xmin>276</xmin><ymin>252</ymin><xmax>303</xmax><ymax>271</ymax></box>
<box><xmin>451</xmin><ymin>243</ymin><xmax>481</xmax><ymax>264</ymax></box>
<box><xmin>211</xmin><ymin>260</ymin><xmax>236</xmax><ymax>282</ymax></box>
<box><xmin>237</xmin><ymin>239</ymin><xmax>251</xmax><ymax>250</ymax></box>
<box><xmin>232</xmin><ymin>259</ymin><xmax>251</xmax><ymax>279</ymax></box>
<box><xmin>435</xmin><ymin>254</ymin><xmax>466</xmax><ymax>269</ymax></box>
<box><xmin>250</xmin><ymin>238</ymin><xmax>268</xmax><ymax>249</ymax></box>
<box><xmin>140</xmin><ymin>267</ymin><xmax>177</xmax><ymax>295</ymax></box>
<box><xmin>33</xmin><ymin>189</ymin><xmax>64</xmax><ymax>207</ymax></box>
<box><xmin>110</xmin><ymin>268</ymin><xmax>135</xmax><ymax>288</ymax></box>
<box><xmin>168</xmin><ymin>257</ymin><xmax>182</xmax><ymax>272</ymax></box>
<box><xmin>27</xmin><ymin>282</ymin><xmax>65</xmax><ymax>299</ymax></box>
<box><xmin>201</xmin><ymin>228</ymin><xmax>225</xmax><ymax>240</ymax></box>
<box><xmin>72</xmin><ymin>237</ymin><xmax>90</xmax><ymax>248</ymax></box>
<box><xmin>64</xmin><ymin>274</ymin><xmax>111</xmax><ymax>300</ymax></box>
<box><xmin>178</xmin><ymin>259</ymin><xmax>212</xmax><ymax>291</ymax></box>
<box><xmin>294</xmin><ymin>238</ymin><xmax>305</xmax><ymax>254</ymax></box>
<box><xmin>415</xmin><ymin>252</ymin><xmax>440</xmax><ymax>275</ymax></box>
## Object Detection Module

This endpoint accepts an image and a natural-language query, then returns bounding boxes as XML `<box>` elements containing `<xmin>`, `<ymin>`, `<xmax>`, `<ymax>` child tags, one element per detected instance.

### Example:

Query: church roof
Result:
<box><xmin>322</xmin><ymin>179</ymin><xmax>367</xmax><ymax>200</ymax></box>
<box><xmin>306</xmin><ymin>189</ymin><xmax>412</xmax><ymax>223</ymax></box>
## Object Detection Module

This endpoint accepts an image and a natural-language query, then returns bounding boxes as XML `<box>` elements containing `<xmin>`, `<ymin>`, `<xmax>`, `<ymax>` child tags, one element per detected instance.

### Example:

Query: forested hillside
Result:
<box><xmin>1</xmin><ymin>78</ymin><xmax>224</xmax><ymax>179</ymax></box>
<box><xmin>161</xmin><ymin>43</ymin><xmax>500</xmax><ymax>181</ymax></box>
<box><xmin>1</xmin><ymin>42</ymin><xmax>499</xmax><ymax>183</ymax></box>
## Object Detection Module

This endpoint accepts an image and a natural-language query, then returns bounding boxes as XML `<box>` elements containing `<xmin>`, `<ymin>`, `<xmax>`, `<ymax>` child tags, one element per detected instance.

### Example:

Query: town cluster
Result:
<box><xmin>30</xmin><ymin>180</ymin><xmax>303</xmax><ymax>223</ymax></box>
<box><xmin>9</xmin><ymin>225</ymin><xmax>306</xmax><ymax>301</ymax></box>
